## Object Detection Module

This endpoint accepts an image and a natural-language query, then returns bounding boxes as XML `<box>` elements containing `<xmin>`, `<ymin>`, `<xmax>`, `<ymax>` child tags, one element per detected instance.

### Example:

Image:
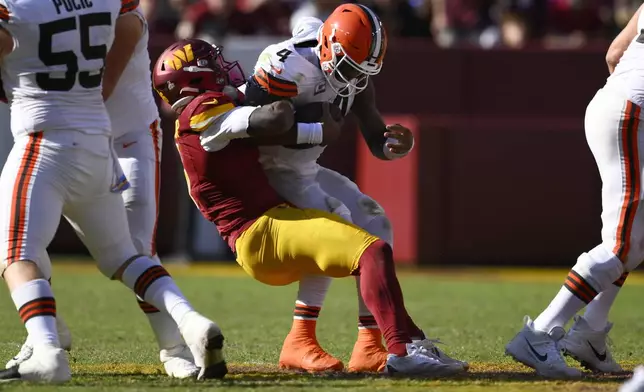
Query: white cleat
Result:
<box><xmin>178</xmin><ymin>312</ymin><xmax>227</xmax><ymax>380</ymax></box>
<box><xmin>620</xmin><ymin>366</ymin><xmax>644</xmax><ymax>392</ymax></box>
<box><xmin>57</xmin><ymin>315</ymin><xmax>72</xmax><ymax>352</ymax></box>
<box><xmin>561</xmin><ymin>315</ymin><xmax>622</xmax><ymax>373</ymax></box>
<box><xmin>384</xmin><ymin>343</ymin><xmax>465</xmax><ymax>377</ymax></box>
<box><xmin>0</xmin><ymin>345</ymin><xmax>70</xmax><ymax>383</ymax></box>
<box><xmin>161</xmin><ymin>344</ymin><xmax>199</xmax><ymax>379</ymax></box>
<box><xmin>6</xmin><ymin>344</ymin><xmax>32</xmax><ymax>370</ymax></box>
<box><xmin>505</xmin><ymin>316</ymin><xmax>581</xmax><ymax>379</ymax></box>
<box><xmin>6</xmin><ymin>316</ymin><xmax>72</xmax><ymax>369</ymax></box>
<box><xmin>413</xmin><ymin>338</ymin><xmax>469</xmax><ymax>371</ymax></box>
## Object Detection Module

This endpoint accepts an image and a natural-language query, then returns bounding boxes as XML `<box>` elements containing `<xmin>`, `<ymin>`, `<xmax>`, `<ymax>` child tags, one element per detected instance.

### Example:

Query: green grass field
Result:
<box><xmin>0</xmin><ymin>262</ymin><xmax>643</xmax><ymax>391</ymax></box>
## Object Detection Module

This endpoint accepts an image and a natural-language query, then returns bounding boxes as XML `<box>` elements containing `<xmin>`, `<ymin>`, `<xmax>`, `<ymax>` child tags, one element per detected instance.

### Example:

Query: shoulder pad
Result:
<box><xmin>252</xmin><ymin>42</ymin><xmax>314</xmax><ymax>98</ymax></box>
<box><xmin>254</xmin><ymin>42</ymin><xmax>302</xmax><ymax>83</ymax></box>
<box><xmin>291</xmin><ymin>17</ymin><xmax>322</xmax><ymax>42</ymax></box>
<box><xmin>177</xmin><ymin>93</ymin><xmax>236</xmax><ymax>134</ymax></box>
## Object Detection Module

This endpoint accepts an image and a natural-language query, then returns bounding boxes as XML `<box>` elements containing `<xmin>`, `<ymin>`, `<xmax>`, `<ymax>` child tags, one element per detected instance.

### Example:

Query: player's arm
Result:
<box><xmin>0</xmin><ymin>3</ymin><xmax>14</xmax><ymax>103</ymax></box>
<box><xmin>244</xmin><ymin>75</ymin><xmax>324</xmax><ymax>145</ymax></box>
<box><xmin>0</xmin><ymin>27</ymin><xmax>12</xmax><ymax>59</ymax></box>
<box><xmin>102</xmin><ymin>3</ymin><xmax>144</xmax><ymax>100</ymax></box>
<box><xmin>606</xmin><ymin>3</ymin><xmax>644</xmax><ymax>74</ymax></box>
<box><xmin>196</xmin><ymin>98</ymin><xmax>337</xmax><ymax>151</ymax></box>
<box><xmin>350</xmin><ymin>82</ymin><xmax>414</xmax><ymax>160</ymax></box>
<box><xmin>244</xmin><ymin>51</ymin><xmax>342</xmax><ymax>145</ymax></box>
<box><xmin>0</xmin><ymin>2</ymin><xmax>15</xmax><ymax>60</ymax></box>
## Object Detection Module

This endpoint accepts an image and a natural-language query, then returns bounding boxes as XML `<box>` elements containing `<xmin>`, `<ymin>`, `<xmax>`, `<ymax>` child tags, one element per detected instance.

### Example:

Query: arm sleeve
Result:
<box><xmin>198</xmin><ymin>106</ymin><xmax>259</xmax><ymax>152</ymax></box>
<box><xmin>0</xmin><ymin>1</ymin><xmax>16</xmax><ymax>58</ymax></box>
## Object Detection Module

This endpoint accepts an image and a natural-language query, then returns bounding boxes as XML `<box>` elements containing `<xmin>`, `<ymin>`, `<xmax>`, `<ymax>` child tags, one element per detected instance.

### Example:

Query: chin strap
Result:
<box><xmin>171</xmin><ymin>96</ymin><xmax>195</xmax><ymax>111</ymax></box>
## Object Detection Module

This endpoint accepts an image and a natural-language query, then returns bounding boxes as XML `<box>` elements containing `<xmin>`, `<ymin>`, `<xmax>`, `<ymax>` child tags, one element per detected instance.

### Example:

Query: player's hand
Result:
<box><xmin>384</xmin><ymin>124</ymin><xmax>414</xmax><ymax>155</ymax></box>
<box><xmin>320</xmin><ymin>102</ymin><xmax>343</xmax><ymax>146</ymax></box>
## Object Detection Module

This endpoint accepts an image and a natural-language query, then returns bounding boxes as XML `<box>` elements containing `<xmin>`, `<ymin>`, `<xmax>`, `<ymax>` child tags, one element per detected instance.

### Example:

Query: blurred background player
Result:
<box><xmin>3</xmin><ymin>1</ymin><xmax>199</xmax><ymax>379</ymax></box>
<box><xmin>506</xmin><ymin>2</ymin><xmax>644</xmax><ymax>380</ymax></box>
<box><xmin>153</xmin><ymin>37</ymin><xmax>466</xmax><ymax>378</ymax></box>
<box><xmin>244</xmin><ymin>4</ymin><xmax>467</xmax><ymax>373</ymax></box>
<box><xmin>0</xmin><ymin>0</ymin><xmax>224</xmax><ymax>382</ymax></box>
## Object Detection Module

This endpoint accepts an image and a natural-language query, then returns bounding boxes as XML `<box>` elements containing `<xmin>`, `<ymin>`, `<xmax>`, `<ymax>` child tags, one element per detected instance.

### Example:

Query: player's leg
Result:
<box><xmin>560</xmin><ymin>272</ymin><xmax>627</xmax><ymax>374</ymax></box>
<box><xmin>6</xmin><ymin>250</ymin><xmax>72</xmax><ymax>370</ymax></box>
<box><xmin>506</xmin><ymin>90</ymin><xmax>644</xmax><ymax>378</ymax></box>
<box><xmin>234</xmin><ymin>206</ymin><xmax>464</xmax><ymax>377</ymax></box>
<box><xmin>115</xmin><ymin>123</ymin><xmax>198</xmax><ymax>378</ymax></box>
<box><xmin>580</xmin><ymin>271</ymin><xmax>628</xmax><ymax>331</ymax></box>
<box><xmin>316</xmin><ymin>167</ymin><xmax>468</xmax><ymax>372</ymax></box>
<box><xmin>316</xmin><ymin>167</ymin><xmax>388</xmax><ymax>371</ymax></box>
<box><xmin>63</xmin><ymin>139</ymin><xmax>225</xmax><ymax>380</ymax></box>
<box><xmin>263</xmin><ymin>168</ymin><xmax>346</xmax><ymax>372</ymax></box>
<box><xmin>0</xmin><ymin>134</ymin><xmax>71</xmax><ymax>382</ymax></box>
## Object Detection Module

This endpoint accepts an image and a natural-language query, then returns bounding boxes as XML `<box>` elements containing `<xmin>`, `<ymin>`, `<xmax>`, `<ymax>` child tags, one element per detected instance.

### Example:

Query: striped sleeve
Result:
<box><xmin>252</xmin><ymin>68</ymin><xmax>298</xmax><ymax>98</ymax></box>
<box><xmin>0</xmin><ymin>2</ymin><xmax>9</xmax><ymax>22</ymax></box>
<box><xmin>120</xmin><ymin>0</ymin><xmax>139</xmax><ymax>15</ymax></box>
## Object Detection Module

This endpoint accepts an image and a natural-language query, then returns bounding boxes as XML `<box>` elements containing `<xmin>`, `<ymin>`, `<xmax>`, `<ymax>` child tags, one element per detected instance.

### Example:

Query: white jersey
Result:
<box><xmin>105</xmin><ymin>7</ymin><xmax>158</xmax><ymax>138</ymax></box>
<box><xmin>252</xmin><ymin>17</ymin><xmax>355</xmax><ymax>176</ymax></box>
<box><xmin>605</xmin><ymin>7</ymin><xmax>644</xmax><ymax>108</ymax></box>
<box><xmin>0</xmin><ymin>0</ymin><xmax>124</xmax><ymax>138</ymax></box>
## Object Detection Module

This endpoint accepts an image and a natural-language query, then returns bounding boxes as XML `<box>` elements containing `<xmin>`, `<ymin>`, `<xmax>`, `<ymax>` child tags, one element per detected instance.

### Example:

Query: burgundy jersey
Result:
<box><xmin>174</xmin><ymin>92</ymin><xmax>285</xmax><ymax>249</ymax></box>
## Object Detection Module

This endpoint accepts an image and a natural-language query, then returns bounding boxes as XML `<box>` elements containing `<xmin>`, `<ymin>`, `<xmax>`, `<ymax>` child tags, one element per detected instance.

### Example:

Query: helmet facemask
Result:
<box><xmin>316</xmin><ymin>26</ymin><xmax>382</xmax><ymax>98</ymax></box>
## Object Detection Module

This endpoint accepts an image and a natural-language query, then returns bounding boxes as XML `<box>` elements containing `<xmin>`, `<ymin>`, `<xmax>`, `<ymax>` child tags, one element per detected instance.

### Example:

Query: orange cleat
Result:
<box><xmin>278</xmin><ymin>320</ymin><xmax>344</xmax><ymax>373</ymax></box>
<box><xmin>348</xmin><ymin>328</ymin><xmax>389</xmax><ymax>373</ymax></box>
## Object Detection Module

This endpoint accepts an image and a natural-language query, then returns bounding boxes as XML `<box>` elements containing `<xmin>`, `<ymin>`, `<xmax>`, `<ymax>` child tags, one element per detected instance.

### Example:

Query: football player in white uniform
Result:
<box><xmin>505</xmin><ymin>3</ymin><xmax>644</xmax><ymax>379</ymax></box>
<box><xmin>3</xmin><ymin>1</ymin><xmax>199</xmax><ymax>379</ymax></box>
<box><xmin>244</xmin><ymin>4</ymin><xmax>467</xmax><ymax>374</ymax></box>
<box><xmin>0</xmin><ymin>0</ymin><xmax>225</xmax><ymax>382</ymax></box>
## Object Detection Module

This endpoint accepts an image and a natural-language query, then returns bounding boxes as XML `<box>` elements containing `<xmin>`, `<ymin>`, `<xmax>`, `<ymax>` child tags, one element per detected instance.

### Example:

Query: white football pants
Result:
<box><xmin>572</xmin><ymin>87</ymin><xmax>644</xmax><ymax>293</ymax></box>
<box><xmin>0</xmin><ymin>130</ymin><xmax>138</xmax><ymax>278</ymax></box>
<box><xmin>113</xmin><ymin>119</ymin><xmax>163</xmax><ymax>260</ymax></box>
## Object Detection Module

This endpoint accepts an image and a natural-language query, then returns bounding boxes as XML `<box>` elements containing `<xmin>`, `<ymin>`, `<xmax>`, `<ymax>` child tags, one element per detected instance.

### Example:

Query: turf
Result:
<box><xmin>0</xmin><ymin>262</ymin><xmax>642</xmax><ymax>391</ymax></box>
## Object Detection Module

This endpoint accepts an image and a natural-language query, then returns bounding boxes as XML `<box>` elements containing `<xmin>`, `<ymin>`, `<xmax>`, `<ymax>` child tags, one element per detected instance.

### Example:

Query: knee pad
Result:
<box><xmin>357</xmin><ymin>197</ymin><xmax>393</xmax><ymax>247</ymax></box>
<box><xmin>362</xmin><ymin>215</ymin><xmax>393</xmax><ymax>247</ymax></box>
<box><xmin>572</xmin><ymin>244</ymin><xmax>624</xmax><ymax>293</ymax></box>
<box><xmin>325</xmin><ymin>195</ymin><xmax>353</xmax><ymax>223</ymax></box>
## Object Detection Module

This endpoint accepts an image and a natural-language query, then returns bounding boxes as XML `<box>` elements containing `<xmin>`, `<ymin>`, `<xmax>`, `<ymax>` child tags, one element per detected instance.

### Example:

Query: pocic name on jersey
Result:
<box><xmin>51</xmin><ymin>0</ymin><xmax>95</xmax><ymax>15</ymax></box>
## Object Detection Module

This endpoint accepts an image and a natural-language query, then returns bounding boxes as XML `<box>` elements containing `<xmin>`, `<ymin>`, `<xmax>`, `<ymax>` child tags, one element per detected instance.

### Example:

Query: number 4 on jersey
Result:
<box><xmin>276</xmin><ymin>49</ymin><xmax>292</xmax><ymax>63</ymax></box>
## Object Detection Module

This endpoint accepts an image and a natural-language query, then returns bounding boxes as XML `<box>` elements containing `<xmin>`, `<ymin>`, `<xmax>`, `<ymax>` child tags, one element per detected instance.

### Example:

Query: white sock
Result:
<box><xmin>533</xmin><ymin>286</ymin><xmax>587</xmax><ymax>333</ymax></box>
<box><xmin>355</xmin><ymin>276</ymin><xmax>378</xmax><ymax>329</ymax></box>
<box><xmin>583</xmin><ymin>276</ymin><xmax>625</xmax><ymax>331</ymax></box>
<box><xmin>533</xmin><ymin>269</ymin><xmax>601</xmax><ymax>332</ymax></box>
<box><xmin>11</xmin><ymin>279</ymin><xmax>58</xmax><ymax>346</ymax></box>
<box><xmin>120</xmin><ymin>256</ymin><xmax>195</xmax><ymax>327</ymax></box>
<box><xmin>137</xmin><ymin>297</ymin><xmax>184</xmax><ymax>350</ymax></box>
<box><xmin>293</xmin><ymin>275</ymin><xmax>331</xmax><ymax>321</ymax></box>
